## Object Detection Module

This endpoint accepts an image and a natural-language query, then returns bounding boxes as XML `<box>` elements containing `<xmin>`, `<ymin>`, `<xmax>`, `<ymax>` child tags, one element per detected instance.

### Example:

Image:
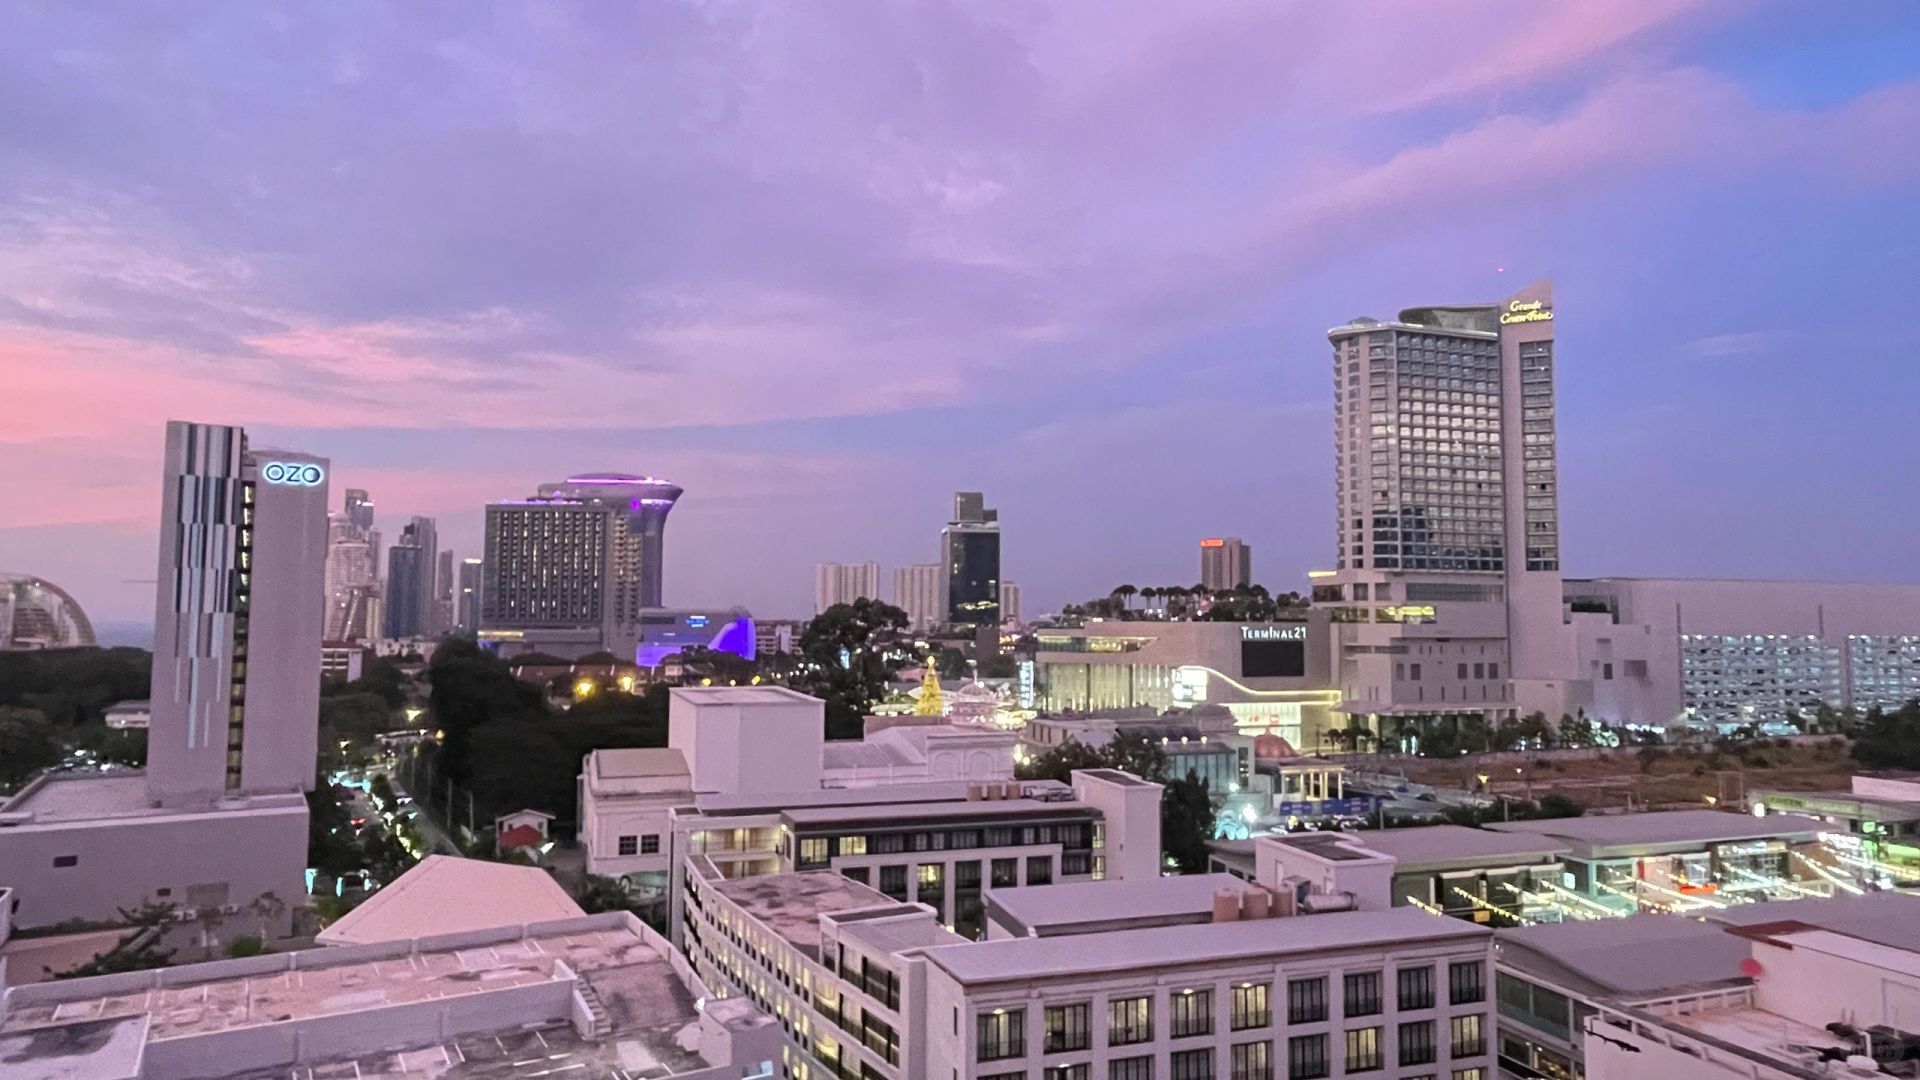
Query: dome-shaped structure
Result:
<box><xmin>2</xmin><ymin>573</ymin><xmax>97</xmax><ymax>650</ymax></box>
<box><xmin>947</xmin><ymin>679</ymin><xmax>1003</xmax><ymax>725</ymax></box>
<box><xmin>1253</xmin><ymin>733</ymin><xmax>1298</xmax><ymax>760</ymax></box>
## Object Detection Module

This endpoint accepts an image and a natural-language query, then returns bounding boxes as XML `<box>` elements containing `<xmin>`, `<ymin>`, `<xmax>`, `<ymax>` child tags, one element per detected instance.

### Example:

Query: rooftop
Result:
<box><xmin>1268</xmin><ymin>833</ymin><xmax>1391</xmax><ymax>863</ymax></box>
<box><xmin>987</xmin><ymin>874</ymin><xmax>1264</xmax><ymax>937</ymax></box>
<box><xmin>1485</xmin><ymin>809</ymin><xmax>1826</xmax><ymax>852</ymax></box>
<box><xmin>712</xmin><ymin>871</ymin><xmax>896</xmax><ymax>960</ymax></box>
<box><xmin>929</xmin><ymin>907</ymin><xmax>1489</xmax><ymax>985</ymax></box>
<box><xmin>669</xmin><ymin>685</ymin><xmax>821</xmax><ymax>707</ymax></box>
<box><xmin>690</xmin><ymin>777</ymin><xmax>1073</xmax><ymax>816</ymax></box>
<box><xmin>1</xmin><ymin>919</ymin><xmax>726</xmax><ymax>1080</ymax></box>
<box><xmin>0</xmin><ymin>774</ymin><xmax>152</xmax><ymax>821</ymax></box>
<box><xmin>590</xmin><ymin>747</ymin><xmax>690</xmax><ymax>781</ymax></box>
<box><xmin>1077</xmin><ymin>768</ymin><xmax>1154</xmax><ymax>788</ymax></box>
<box><xmin>781</xmin><ymin>797</ymin><xmax>1095</xmax><ymax>829</ymax></box>
<box><xmin>1496</xmin><ymin>915</ymin><xmax>1753</xmax><ymax>999</ymax></box>
<box><xmin>315</xmin><ymin>856</ymin><xmax>584</xmax><ymax>945</ymax></box>
<box><xmin>1348</xmin><ymin>824</ymin><xmax>1571</xmax><ymax>865</ymax></box>
<box><xmin>1705</xmin><ymin>891</ymin><xmax>1920</xmax><ymax>952</ymax></box>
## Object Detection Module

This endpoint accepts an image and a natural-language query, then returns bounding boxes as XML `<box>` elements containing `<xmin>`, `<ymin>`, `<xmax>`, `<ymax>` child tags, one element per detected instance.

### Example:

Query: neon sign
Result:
<box><xmin>1499</xmin><ymin>299</ymin><xmax>1553</xmax><ymax>325</ymax></box>
<box><xmin>1242</xmin><ymin>625</ymin><xmax>1306</xmax><ymax>641</ymax></box>
<box><xmin>261</xmin><ymin>461</ymin><xmax>325</xmax><ymax>486</ymax></box>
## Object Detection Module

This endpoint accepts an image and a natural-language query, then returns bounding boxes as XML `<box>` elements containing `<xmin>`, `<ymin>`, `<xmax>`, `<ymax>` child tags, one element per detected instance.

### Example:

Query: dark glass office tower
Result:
<box><xmin>942</xmin><ymin>491</ymin><xmax>1000</xmax><ymax>626</ymax></box>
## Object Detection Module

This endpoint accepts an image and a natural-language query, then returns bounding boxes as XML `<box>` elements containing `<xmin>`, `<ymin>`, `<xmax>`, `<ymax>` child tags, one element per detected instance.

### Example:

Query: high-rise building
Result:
<box><xmin>893</xmin><ymin>563</ymin><xmax>944</xmax><ymax>631</ymax></box>
<box><xmin>1319</xmin><ymin>281</ymin><xmax>1565</xmax><ymax>732</ymax></box>
<box><xmin>1199</xmin><ymin>536</ymin><xmax>1252</xmax><ymax>590</ymax></box>
<box><xmin>0</xmin><ymin>421</ymin><xmax>317</xmax><ymax>933</ymax></box>
<box><xmin>813</xmin><ymin>561</ymin><xmax>879</xmax><ymax>615</ymax></box>
<box><xmin>456</xmin><ymin>557</ymin><xmax>483</xmax><ymax>633</ymax></box>
<box><xmin>322</xmin><ymin>501</ymin><xmax>381</xmax><ymax>640</ymax></box>
<box><xmin>434</xmin><ymin>547</ymin><xmax>455</xmax><ymax>636</ymax></box>
<box><xmin>941</xmin><ymin>491</ymin><xmax>1000</xmax><ymax>627</ymax></box>
<box><xmin>998</xmin><ymin>580</ymin><xmax>1021</xmax><ymax>625</ymax></box>
<box><xmin>481</xmin><ymin>473</ymin><xmax>683</xmax><ymax>658</ymax></box>
<box><xmin>383</xmin><ymin>517</ymin><xmax>436</xmax><ymax>639</ymax></box>
<box><xmin>149</xmin><ymin>420</ymin><xmax>328</xmax><ymax>806</ymax></box>
<box><xmin>344</xmin><ymin>487</ymin><xmax>374</xmax><ymax>535</ymax></box>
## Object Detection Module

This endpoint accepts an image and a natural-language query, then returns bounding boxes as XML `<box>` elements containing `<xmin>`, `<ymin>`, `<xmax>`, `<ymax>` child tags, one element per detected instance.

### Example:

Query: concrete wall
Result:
<box><xmin>240</xmin><ymin>446</ymin><xmax>329</xmax><ymax>797</ymax></box>
<box><xmin>1070</xmin><ymin>770</ymin><xmax>1163</xmax><ymax>881</ymax></box>
<box><xmin>0</xmin><ymin>801</ymin><xmax>307</xmax><ymax>931</ymax></box>
<box><xmin>670</xmin><ymin>688</ymin><xmax>824</xmax><ymax>795</ymax></box>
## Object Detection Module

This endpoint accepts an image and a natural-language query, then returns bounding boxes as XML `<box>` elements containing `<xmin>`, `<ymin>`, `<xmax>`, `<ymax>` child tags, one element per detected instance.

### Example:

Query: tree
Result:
<box><xmin>0</xmin><ymin>706</ymin><xmax>63</xmax><ymax>792</ymax></box>
<box><xmin>1113</xmin><ymin>585</ymin><xmax>1138</xmax><ymax>612</ymax></box>
<box><xmin>52</xmin><ymin>901</ymin><xmax>177</xmax><ymax>979</ymax></box>
<box><xmin>1853</xmin><ymin>701</ymin><xmax>1920</xmax><ymax>770</ymax></box>
<box><xmin>791</xmin><ymin>599</ymin><xmax>911</xmax><ymax>740</ymax></box>
<box><xmin>427</xmin><ymin>638</ymin><xmax>545</xmax><ymax>784</ymax></box>
<box><xmin>1162</xmin><ymin>772</ymin><xmax>1219</xmax><ymax>874</ymax></box>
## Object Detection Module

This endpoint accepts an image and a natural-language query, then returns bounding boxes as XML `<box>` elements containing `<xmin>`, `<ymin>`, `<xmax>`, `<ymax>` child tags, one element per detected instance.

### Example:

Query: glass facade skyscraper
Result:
<box><xmin>942</xmin><ymin>491</ymin><xmax>1000</xmax><ymax>627</ymax></box>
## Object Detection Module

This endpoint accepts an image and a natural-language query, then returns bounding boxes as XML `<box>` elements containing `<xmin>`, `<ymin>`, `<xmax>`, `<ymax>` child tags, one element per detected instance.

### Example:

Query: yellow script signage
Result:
<box><xmin>1500</xmin><ymin>299</ymin><xmax>1553</xmax><ymax>325</ymax></box>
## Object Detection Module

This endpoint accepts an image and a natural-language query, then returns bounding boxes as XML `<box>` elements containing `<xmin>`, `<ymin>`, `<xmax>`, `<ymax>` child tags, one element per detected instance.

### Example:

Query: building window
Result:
<box><xmin>879</xmin><ymin>865</ymin><xmax>907</xmax><ymax>898</ymax></box>
<box><xmin>1287</xmin><ymin>1033</ymin><xmax>1329</xmax><ymax>1080</ymax></box>
<box><xmin>616</xmin><ymin>835</ymin><xmax>637</xmax><ymax>856</ymax></box>
<box><xmin>1172</xmin><ymin>988</ymin><xmax>1214</xmax><ymax>1038</ymax></box>
<box><xmin>1398</xmin><ymin>1021</ymin><xmax>1435</xmax><ymax>1066</ymax></box>
<box><xmin>1026</xmin><ymin>855</ymin><xmax>1052</xmax><ymax>886</ymax></box>
<box><xmin>1448</xmin><ymin>962</ymin><xmax>1484</xmax><ymax>1005</ymax></box>
<box><xmin>980</xmin><ymin>1074</ymin><xmax>1025</xmax><ymax>1080</ymax></box>
<box><xmin>799</xmin><ymin>837</ymin><xmax>829</xmax><ymax>867</ymax></box>
<box><xmin>840</xmin><ymin>835</ymin><xmax>868</xmax><ymax>856</ymax></box>
<box><xmin>1344</xmin><ymin>1027</ymin><xmax>1381</xmax><ymax>1073</ymax></box>
<box><xmin>1450</xmin><ymin>1014</ymin><xmax>1485</xmax><ymax>1057</ymax></box>
<box><xmin>51</xmin><ymin>855</ymin><xmax>78</xmax><ymax>868</ymax></box>
<box><xmin>1397</xmin><ymin>966</ymin><xmax>1435</xmax><ymax>1011</ymax></box>
<box><xmin>992</xmin><ymin>858</ymin><xmax>1019</xmax><ymax>887</ymax></box>
<box><xmin>1230</xmin><ymin>1041</ymin><xmax>1272</xmax><ymax>1080</ymax></box>
<box><xmin>1343</xmin><ymin>972</ymin><xmax>1381</xmax><ymax>1017</ymax></box>
<box><xmin>1171</xmin><ymin>1048</ymin><xmax>1215</xmax><ymax>1080</ymax></box>
<box><xmin>1450</xmin><ymin>1071</ymin><xmax>1484</xmax><ymax>1080</ymax></box>
<box><xmin>1287</xmin><ymin>977</ymin><xmax>1327</xmax><ymax>1024</ymax></box>
<box><xmin>1109</xmin><ymin>996</ymin><xmax>1152</xmax><ymax>1046</ymax></box>
<box><xmin>1232</xmin><ymin>982</ymin><xmax>1271</xmax><ymax>1030</ymax></box>
<box><xmin>1047</xmin><ymin>1067</ymin><xmax>1091</xmax><ymax>1080</ymax></box>
<box><xmin>1045</xmin><ymin>1003</ymin><xmax>1091</xmax><ymax>1053</ymax></box>
<box><xmin>1110</xmin><ymin>1056</ymin><xmax>1152</xmax><ymax>1080</ymax></box>
<box><xmin>640</xmin><ymin>834</ymin><xmax>659</xmax><ymax>854</ymax></box>
<box><xmin>977</xmin><ymin>1008</ymin><xmax>1025</xmax><ymax>1061</ymax></box>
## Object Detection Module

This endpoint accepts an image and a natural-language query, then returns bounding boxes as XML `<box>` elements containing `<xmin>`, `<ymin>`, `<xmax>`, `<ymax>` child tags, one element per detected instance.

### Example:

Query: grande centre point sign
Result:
<box><xmin>1499</xmin><ymin>298</ymin><xmax>1554</xmax><ymax>325</ymax></box>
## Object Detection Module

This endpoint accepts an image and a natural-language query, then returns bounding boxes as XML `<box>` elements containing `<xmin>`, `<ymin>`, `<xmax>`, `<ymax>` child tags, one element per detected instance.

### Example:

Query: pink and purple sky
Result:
<box><xmin>4</xmin><ymin>2</ymin><xmax>1919</xmax><ymax>634</ymax></box>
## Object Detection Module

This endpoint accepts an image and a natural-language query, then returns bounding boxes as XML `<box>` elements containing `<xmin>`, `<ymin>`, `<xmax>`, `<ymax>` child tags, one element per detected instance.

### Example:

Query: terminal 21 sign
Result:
<box><xmin>1241</xmin><ymin>625</ymin><xmax>1306</xmax><ymax>641</ymax></box>
<box><xmin>261</xmin><ymin>461</ymin><xmax>325</xmax><ymax>486</ymax></box>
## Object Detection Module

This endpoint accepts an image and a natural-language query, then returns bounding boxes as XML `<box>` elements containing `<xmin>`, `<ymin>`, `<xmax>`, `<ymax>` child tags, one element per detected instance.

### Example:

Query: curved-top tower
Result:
<box><xmin>1</xmin><ymin>573</ymin><xmax>98</xmax><ymax>650</ymax></box>
<box><xmin>539</xmin><ymin>473</ymin><xmax>684</xmax><ymax>612</ymax></box>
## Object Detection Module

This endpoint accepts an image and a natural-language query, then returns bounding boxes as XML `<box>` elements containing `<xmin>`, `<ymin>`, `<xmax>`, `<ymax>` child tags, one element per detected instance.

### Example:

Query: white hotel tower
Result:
<box><xmin>1319</xmin><ymin>281</ymin><xmax>1570</xmax><ymax>737</ymax></box>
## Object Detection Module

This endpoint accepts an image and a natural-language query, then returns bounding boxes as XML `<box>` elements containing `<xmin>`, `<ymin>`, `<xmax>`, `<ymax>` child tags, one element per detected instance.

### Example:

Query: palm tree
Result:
<box><xmin>1112</xmin><ymin>584</ymin><xmax>1138</xmax><ymax>611</ymax></box>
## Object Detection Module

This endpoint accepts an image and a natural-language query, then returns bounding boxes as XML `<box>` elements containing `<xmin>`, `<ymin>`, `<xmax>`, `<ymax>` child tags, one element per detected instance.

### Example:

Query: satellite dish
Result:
<box><xmin>1739</xmin><ymin>957</ymin><xmax>1765</xmax><ymax>979</ymax></box>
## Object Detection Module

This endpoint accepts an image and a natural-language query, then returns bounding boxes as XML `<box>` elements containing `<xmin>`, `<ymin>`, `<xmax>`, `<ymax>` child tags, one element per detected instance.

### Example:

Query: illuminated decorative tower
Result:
<box><xmin>913</xmin><ymin>660</ymin><xmax>945</xmax><ymax>716</ymax></box>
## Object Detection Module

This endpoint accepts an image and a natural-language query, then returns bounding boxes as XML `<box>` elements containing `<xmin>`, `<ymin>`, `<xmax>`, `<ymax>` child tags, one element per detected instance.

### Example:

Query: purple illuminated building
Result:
<box><xmin>479</xmin><ymin>472</ymin><xmax>685</xmax><ymax>659</ymax></box>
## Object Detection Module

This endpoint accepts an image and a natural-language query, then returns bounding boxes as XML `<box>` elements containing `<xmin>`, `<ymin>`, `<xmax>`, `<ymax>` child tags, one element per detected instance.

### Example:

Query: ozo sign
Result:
<box><xmin>261</xmin><ymin>461</ymin><xmax>325</xmax><ymax>487</ymax></box>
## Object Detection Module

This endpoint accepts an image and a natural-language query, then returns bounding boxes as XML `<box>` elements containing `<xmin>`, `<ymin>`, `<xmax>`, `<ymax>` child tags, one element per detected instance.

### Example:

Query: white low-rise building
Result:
<box><xmin>685</xmin><ymin>857</ymin><xmax>1497</xmax><ymax>1080</ymax></box>
<box><xmin>581</xmin><ymin>688</ymin><xmax>1165</xmax><ymax>942</ymax></box>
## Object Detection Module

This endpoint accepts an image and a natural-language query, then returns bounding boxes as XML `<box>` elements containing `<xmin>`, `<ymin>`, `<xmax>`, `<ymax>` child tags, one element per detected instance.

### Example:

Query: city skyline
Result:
<box><xmin>6</xmin><ymin>4</ymin><xmax>1920</xmax><ymax>629</ymax></box>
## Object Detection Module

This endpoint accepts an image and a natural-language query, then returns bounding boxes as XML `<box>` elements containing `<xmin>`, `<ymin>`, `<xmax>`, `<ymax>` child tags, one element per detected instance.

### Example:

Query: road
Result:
<box><xmin>383</xmin><ymin>772</ymin><xmax>462</xmax><ymax>856</ymax></box>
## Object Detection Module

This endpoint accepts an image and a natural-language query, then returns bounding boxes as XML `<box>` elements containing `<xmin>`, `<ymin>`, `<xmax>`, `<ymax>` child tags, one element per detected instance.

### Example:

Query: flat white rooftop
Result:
<box><xmin>1351</xmin><ymin>824</ymin><xmax>1570</xmax><ymax>865</ymax></box>
<box><xmin>590</xmin><ymin>747</ymin><xmax>689</xmax><ymax>781</ymax></box>
<box><xmin>316</xmin><ymin>855</ymin><xmax>585</xmax><ymax>945</ymax></box>
<box><xmin>1496</xmin><ymin>915</ymin><xmax>1753</xmax><ymax>998</ymax></box>
<box><xmin>0</xmin><ymin>773</ymin><xmax>304</xmax><ymax>826</ymax></box>
<box><xmin>711</xmin><ymin>871</ymin><xmax>896</xmax><ymax>960</ymax></box>
<box><xmin>1486</xmin><ymin>809</ymin><xmax>1826</xmax><ymax>853</ymax></box>
<box><xmin>929</xmin><ymin>908</ymin><xmax>1489</xmax><ymax>985</ymax></box>
<box><xmin>690</xmin><ymin>777</ymin><xmax>1072</xmax><ymax>815</ymax></box>
<box><xmin>671</xmin><ymin>685</ymin><xmax>819</xmax><ymax>706</ymax></box>
<box><xmin>988</xmin><ymin>874</ymin><xmax>1265</xmax><ymax>936</ymax></box>
<box><xmin>1705</xmin><ymin>891</ymin><xmax>1920</xmax><ymax>951</ymax></box>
